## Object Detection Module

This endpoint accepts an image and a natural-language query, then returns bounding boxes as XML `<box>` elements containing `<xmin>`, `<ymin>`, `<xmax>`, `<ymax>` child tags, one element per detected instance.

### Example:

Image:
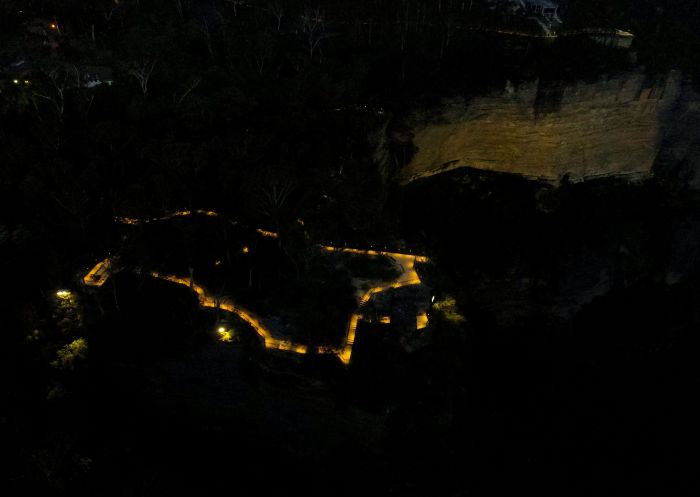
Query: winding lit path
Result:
<box><xmin>82</xmin><ymin>210</ymin><xmax>429</xmax><ymax>364</ymax></box>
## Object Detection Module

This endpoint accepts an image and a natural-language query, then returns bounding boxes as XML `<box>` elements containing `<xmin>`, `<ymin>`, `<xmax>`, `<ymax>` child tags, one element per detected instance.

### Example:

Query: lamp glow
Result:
<box><xmin>217</xmin><ymin>327</ymin><xmax>233</xmax><ymax>342</ymax></box>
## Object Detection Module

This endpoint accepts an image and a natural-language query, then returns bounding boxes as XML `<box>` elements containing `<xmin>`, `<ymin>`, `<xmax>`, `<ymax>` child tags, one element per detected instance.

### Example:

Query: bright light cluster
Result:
<box><xmin>217</xmin><ymin>327</ymin><xmax>233</xmax><ymax>342</ymax></box>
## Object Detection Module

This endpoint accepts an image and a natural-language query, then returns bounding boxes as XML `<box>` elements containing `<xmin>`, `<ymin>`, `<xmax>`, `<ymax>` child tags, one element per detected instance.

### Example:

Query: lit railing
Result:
<box><xmin>321</xmin><ymin>244</ymin><xmax>429</xmax><ymax>263</ymax></box>
<box><xmin>416</xmin><ymin>312</ymin><xmax>429</xmax><ymax>330</ymax></box>
<box><xmin>150</xmin><ymin>272</ymin><xmax>309</xmax><ymax>355</ymax></box>
<box><xmin>255</xmin><ymin>229</ymin><xmax>279</xmax><ymax>238</ymax></box>
<box><xmin>116</xmin><ymin>209</ymin><xmax>218</xmax><ymax>226</ymax></box>
<box><xmin>337</xmin><ymin>253</ymin><xmax>425</xmax><ymax>364</ymax></box>
<box><xmin>115</xmin><ymin>209</ymin><xmax>430</xmax><ymax>262</ymax></box>
<box><xmin>85</xmin><ymin>208</ymin><xmax>432</xmax><ymax>364</ymax></box>
<box><xmin>83</xmin><ymin>258</ymin><xmax>113</xmax><ymax>287</ymax></box>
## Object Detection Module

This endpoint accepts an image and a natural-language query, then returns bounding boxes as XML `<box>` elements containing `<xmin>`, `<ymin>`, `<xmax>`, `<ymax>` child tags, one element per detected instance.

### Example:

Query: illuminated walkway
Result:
<box><xmin>83</xmin><ymin>259</ymin><xmax>309</xmax><ymax>354</ymax></box>
<box><xmin>116</xmin><ymin>209</ymin><xmax>218</xmax><ymax>225</ymax></box>
<box><xmin>328</xmin><ymin>249</ymin><xmax>428</xmax><ymax>364</ymax></box>
<box><xmin>151</xmin><ymin>272</ymin><xmax>309</xmax><ymax>355</ymax></box>
<box><xmin>82</xmin><ymin>210</ymin><xmax>430</xmax><ymax>364</ymax></box>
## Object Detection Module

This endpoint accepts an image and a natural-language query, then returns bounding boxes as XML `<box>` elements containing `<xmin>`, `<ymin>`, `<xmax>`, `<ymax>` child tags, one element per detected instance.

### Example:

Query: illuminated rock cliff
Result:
<box><xmin>396</xmin><ymin>70</ymin><xmax>682</xmax><ymax>184</ymax></box>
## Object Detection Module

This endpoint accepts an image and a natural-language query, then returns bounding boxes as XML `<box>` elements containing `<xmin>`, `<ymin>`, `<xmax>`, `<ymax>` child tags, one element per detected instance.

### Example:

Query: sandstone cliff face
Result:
<box><xmin>397</xmin><ymin>71</ymin><xmax>682</xmax><ymax>184</ymax></box>
<box><xmin>655</xmin><ymin>83</ymin><xmax>700</xmax><ymax>189</ymax></box>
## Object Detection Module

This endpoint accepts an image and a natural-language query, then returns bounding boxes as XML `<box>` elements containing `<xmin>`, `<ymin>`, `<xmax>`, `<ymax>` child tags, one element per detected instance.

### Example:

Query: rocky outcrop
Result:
<box><xmin>654</xmin><ymin>82</ymin><xmax>700</xmax><ymax>189</ymax></box>
<box><xmin>396</xmin><ymin>70</ymin><xmax>682</xmax><ymax>184</ymax></box>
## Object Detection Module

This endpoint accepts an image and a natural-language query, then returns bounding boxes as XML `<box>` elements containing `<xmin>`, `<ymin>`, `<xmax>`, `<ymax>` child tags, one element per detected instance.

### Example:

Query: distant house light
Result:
<box><xmin>12</xmin><ymin>79</ymin><xmax>19</xmax><ymax>84</ymax></box>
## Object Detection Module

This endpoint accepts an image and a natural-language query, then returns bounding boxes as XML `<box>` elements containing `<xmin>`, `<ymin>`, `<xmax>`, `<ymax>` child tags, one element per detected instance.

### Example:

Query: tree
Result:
<box><xmin>32</xmin><ymin>63</ymin><xmax>81</xmax><ymax>120</ymax></box>
<box><xmin>126</xmin><ymin>59</ymin><xmax>157</xmax><ymax>96</ymax></box>
<box><xmin>224</xmin><ymin>0</ymin><xmax>245</xmax><ymax>17</ymax></box>
<box><xmin>255</xmin><ymin>175</ymin><xmax>297</xmax><ymax>231</ymax></box>
<box><xmin>299</xmin><ymin>7</ymin><xmax>332</xmax><ymax>61</ymax></box>
<box><xmin>51</xmin><ymin>338</ymin><xmax>88</xmax><ymax>371</ymax></box>
<box><xmin>249</xmin><ymin>30</ymin><xmax>277</xmax><ymax>76</ymax></box>
<box><xmin>173</xmin><ymin>76</ymin><xmax>202</xmax><ymax>109</ymax></box>
<box><xmin>269</xmin><ymin>1</ymin><xmax>285</xmax><ymax>31</ymax></box>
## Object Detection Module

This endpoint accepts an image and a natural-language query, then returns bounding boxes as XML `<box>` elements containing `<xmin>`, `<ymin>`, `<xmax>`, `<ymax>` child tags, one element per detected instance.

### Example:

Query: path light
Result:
<box><xmin>217</xmin><ymin>326</ymin><xmax>233</xmax><ymax>342</ymax></box>
<box><xmin>13</xmin><ymin>79</ymin><xmax>19</xmax><ymax>84</ymax></box>
<box><xmin>56</xmin><ymin>290</ymin><xmax>71</xmax><ymax>298</ymax></box>
<box><xmin>83</xmin><ymin>209</ymin><xmax>431</xmax><ymax>366</ymax></box>
<box><xmin>256</xmin><ymin>229</ymin><xmax>278</xmax><ymax>238</ymax></box>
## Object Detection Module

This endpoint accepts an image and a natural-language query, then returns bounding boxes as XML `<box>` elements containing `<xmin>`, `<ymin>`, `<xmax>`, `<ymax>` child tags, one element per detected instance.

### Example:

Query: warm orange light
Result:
<box><xmin>339</xmin><ymin>347</ymin><xmax>352</xmax><ymax>364</ymax></box>
<box><xmin>265</xmin><ymin>337</ymin><xmax>308</xmax><ymax>354</ymax></box>
<box><xmin>316</xmin><ymin>345</ymin><xmax>340</xmax><ymax>354</ymax></box>
<box><xmin>256</xmin><ymin>229</ymin><xmax>279</xmax><ymax>238</ymax></box>
<box><xmin>112</xmin><ymin>207</ymin><xmax>429</xmax><ymax>262</ymax></box>
<box><xmin>88</xmin><ymin>207</ymin><xmax>432</xmax><ymax>366</ymax></box>
<box><xmin>333</xmin><ymin>249</ymin><xmax>429</xmax><ymax>365</ymax></box>
<box><xmin>50</xmin><ymin>23</ymin><xmax>57</xmax><ymax>29</ymax></box>
<box><xmin>416</xmin><ymin>312</ymin><xmax>429</xmax><ymax>330</ymax></box>
<box><xmin>115</xmin><ymin>209</ymin><xmax>217</xmax><ymax>226</ymax></box>
<box><xmin>149</xmin><ymin>271</ymin><xmax>309</xmax><ymax>356</ymax></box>
<box><xmin>319</xmin><ymin>244</ymin><xmax>429</xmax><ymax>264</ymax></box>
<box><xmin>83</xmin><ymin>258</ymin><xmax>113</xmax><ymax>287</ymax></box>
<box><xmin>116</xmin><ymin>216</ymin><xmax>139</xmax><ymax>225</ymax></box>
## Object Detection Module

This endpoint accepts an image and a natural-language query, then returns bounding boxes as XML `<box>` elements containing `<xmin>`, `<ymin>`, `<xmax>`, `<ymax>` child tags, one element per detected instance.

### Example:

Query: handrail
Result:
<box><xmin>83</xmin><ymin>209</ymin><xmax>430</xmax><ymax>364</ymax></box>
